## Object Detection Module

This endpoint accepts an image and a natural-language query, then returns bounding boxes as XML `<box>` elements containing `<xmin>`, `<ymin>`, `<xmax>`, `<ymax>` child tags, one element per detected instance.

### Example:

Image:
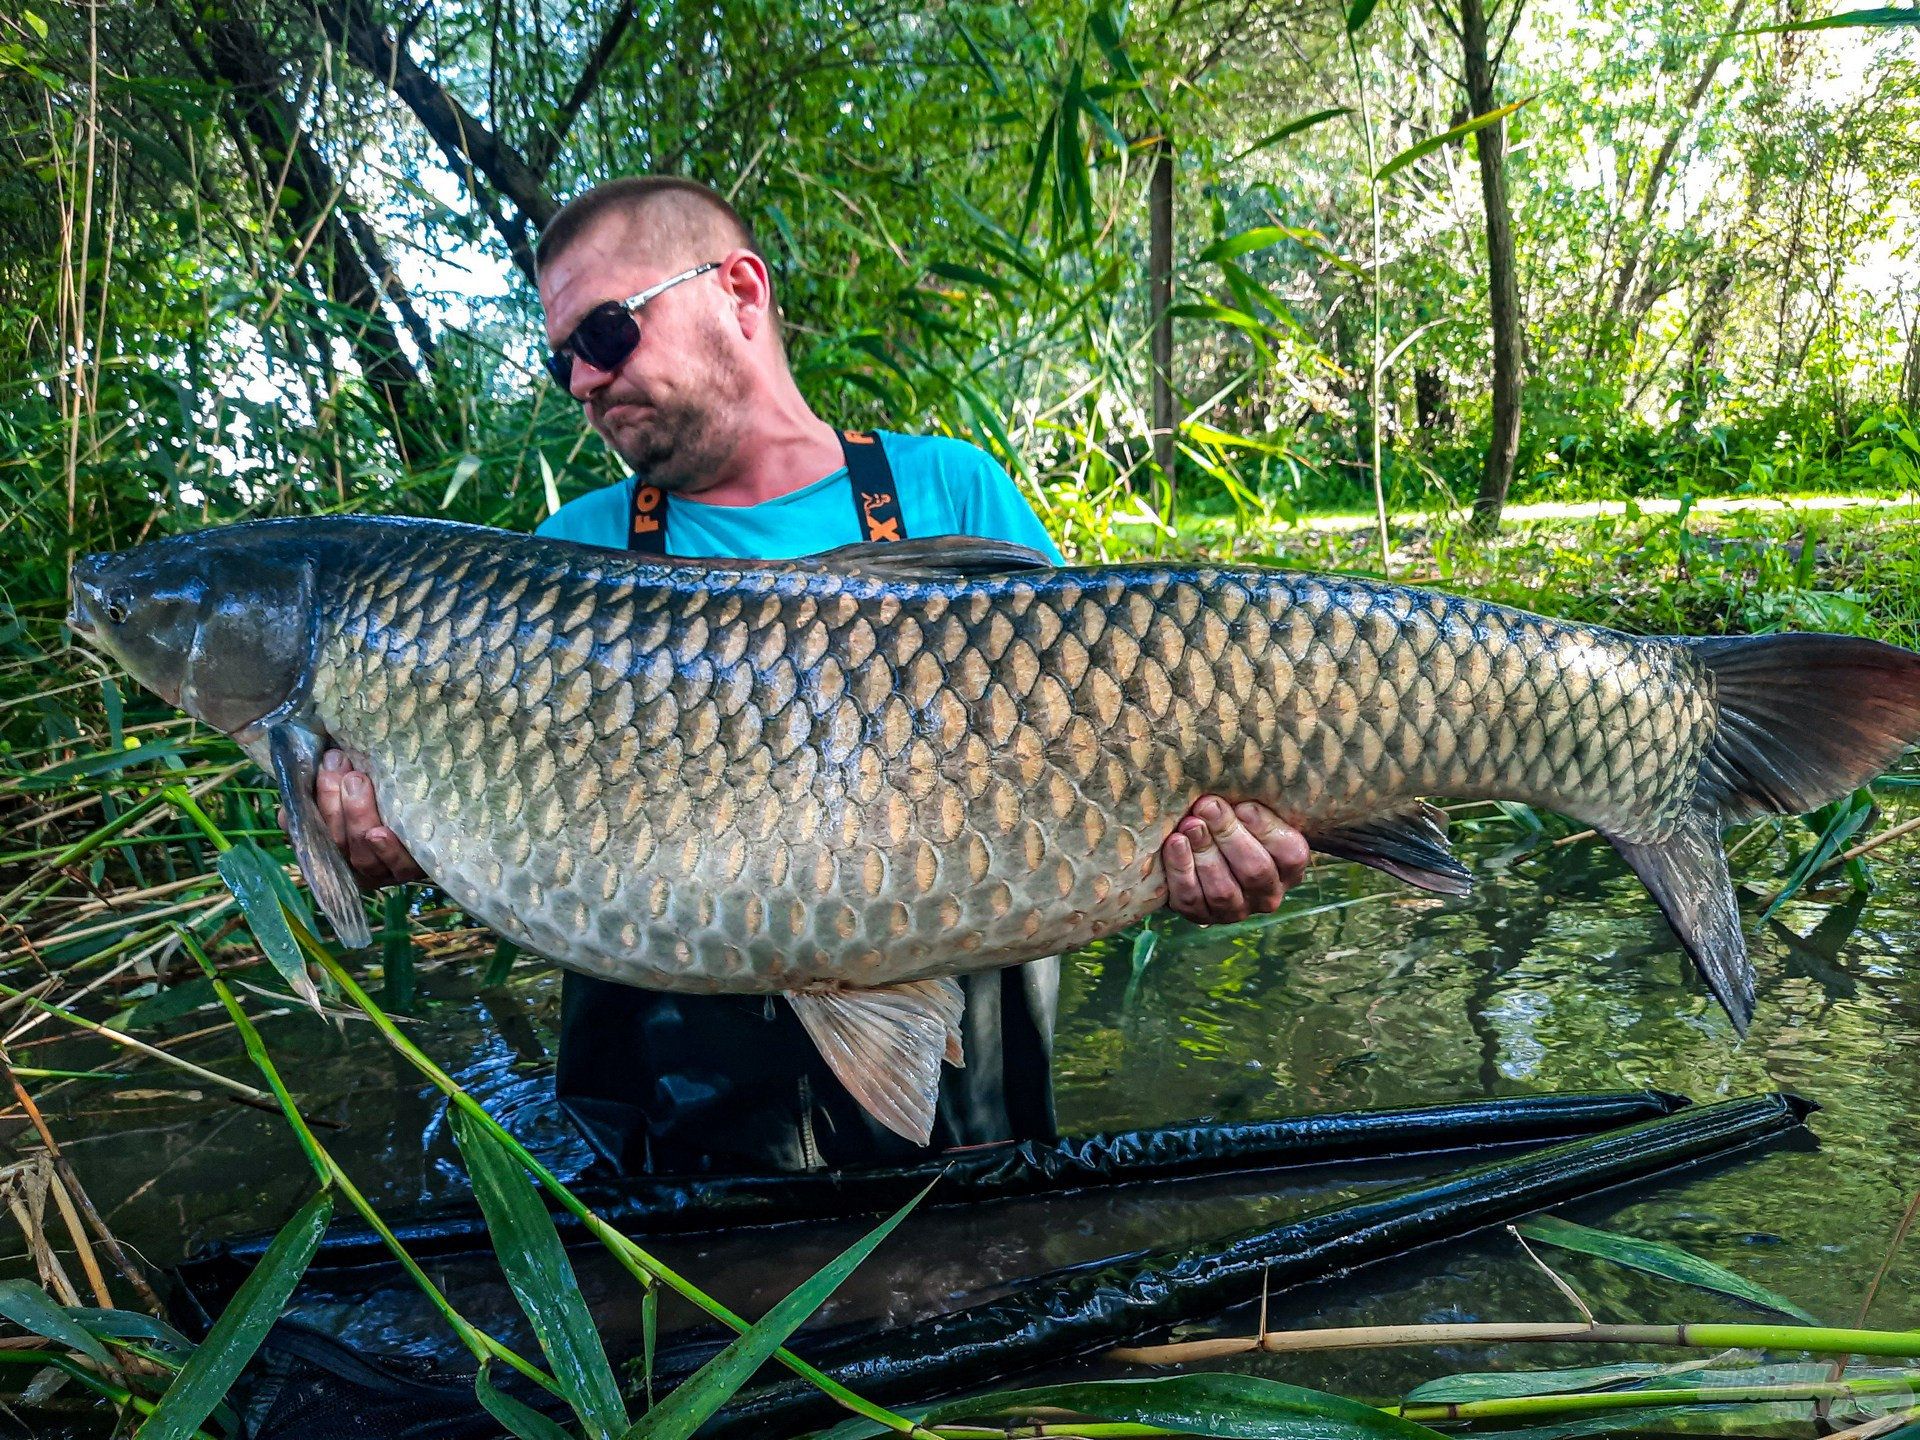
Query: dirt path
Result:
<box><xmin>1293</xmin><ymin>491</ymin><xmax>1920</xmax><ymax>532</ymax></box>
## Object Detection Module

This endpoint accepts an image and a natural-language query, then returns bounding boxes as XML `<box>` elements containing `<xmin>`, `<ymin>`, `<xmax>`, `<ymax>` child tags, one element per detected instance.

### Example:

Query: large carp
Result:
<box><xmin>69</xmin><ymin>518</ymin><xmax>1920</xmax><ymax>1140</ymax></box>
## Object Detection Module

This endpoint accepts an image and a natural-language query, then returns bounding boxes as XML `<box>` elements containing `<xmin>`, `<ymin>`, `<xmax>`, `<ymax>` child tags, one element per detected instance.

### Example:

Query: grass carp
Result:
<box><xmin>69</xmin><ymin>517</ymin><xmax>1920</xmax><ymax>1141</ymax></box>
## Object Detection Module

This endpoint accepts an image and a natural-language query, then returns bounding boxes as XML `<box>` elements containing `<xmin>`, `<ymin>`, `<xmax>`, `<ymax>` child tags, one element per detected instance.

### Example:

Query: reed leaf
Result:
<box><xmin>1405</xmin><ymin>1353</ymin><xmax>1724</xmax><ymax>1402</ymax></box>
<box><xmin>136</xmin><ymin>1187</ymin><xmax>332</xmax><ymax>1440</ymax></box>
<box><xmin>916</xmin><ymin>1375</ymin><xmax>1450</xmax><ymax>1438</ymax></box>
<box><xmin>624</xmin><ymin>1185</ymin><xmax>930</xmax><ymax>1440</ymax></box>
<box><xmin>453</xmin><ymin>1108</ymin><xmax>627</xmax><ymax>1440</ymax></box>
<box><xmin>0</xmin><ymin>1278</ymin><xmax>114</xmax><ymax>1369</ymax></box>
<box><xmin>476</xmin><ymin>1359</ymin><xmax>578</xmax><ymax>1440</ymax></box>
<box><xmin>214</xmin><ymin>839</ymin><xmax>315</xmax><ymax>1001</ymax></box>
<box><xmin>1515</xmin><ymin>1216</ymin><xmax>1821</xmax><ymax>1324</ymax></box>
<box><xmin>1376</xmin><ymin>98</ymin><xmax>1532</xmax><ymax>181</ymax></box>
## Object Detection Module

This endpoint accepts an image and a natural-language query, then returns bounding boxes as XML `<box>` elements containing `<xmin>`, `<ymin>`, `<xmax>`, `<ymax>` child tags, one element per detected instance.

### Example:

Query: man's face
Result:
<box><xmin>538</xmin><ymin>216</ymin><xmax>747</xmax><ymax>493</ymax></box>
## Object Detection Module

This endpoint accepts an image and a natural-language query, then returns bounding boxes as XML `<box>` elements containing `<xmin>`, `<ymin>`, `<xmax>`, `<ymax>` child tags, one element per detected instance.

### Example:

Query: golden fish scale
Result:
<box><xmin>309</xmin><ymin>533</ymin><xmax>1714</xmax><ymax>993</ymax></box>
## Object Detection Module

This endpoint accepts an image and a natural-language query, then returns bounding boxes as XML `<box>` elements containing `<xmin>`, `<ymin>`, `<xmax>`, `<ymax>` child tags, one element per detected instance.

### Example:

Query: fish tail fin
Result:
<box><xmin>1607</xmin><ymin>632</ymin><xmax>1920</xmax><ymax>1033</ymax></box>
<box><xmin>1688</xmin><ymin>632</ymin><xmax>1920</xmax><ymax>820</ymax></box>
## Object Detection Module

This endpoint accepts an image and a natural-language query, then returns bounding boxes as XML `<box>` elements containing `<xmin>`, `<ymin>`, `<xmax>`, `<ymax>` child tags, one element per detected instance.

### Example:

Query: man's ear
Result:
<box><xmin>717</xmin><ymin>248</ymin><xmax>774</xmax><ymax>339</ymax></box>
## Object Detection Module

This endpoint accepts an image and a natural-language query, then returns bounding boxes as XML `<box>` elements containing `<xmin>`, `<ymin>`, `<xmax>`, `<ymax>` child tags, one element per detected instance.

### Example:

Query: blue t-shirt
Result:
<box><xmin>535</xmin><ymin>430</ymin><xmax>1063</xmax><ymax>563</ymax></box>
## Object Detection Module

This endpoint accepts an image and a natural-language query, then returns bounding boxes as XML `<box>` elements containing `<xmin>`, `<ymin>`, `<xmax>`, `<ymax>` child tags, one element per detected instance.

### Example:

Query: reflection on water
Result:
<box><xmin>16</xmin><ymin>803</ymin><xmax>1920</xmax><ymax>1405</ymax></box>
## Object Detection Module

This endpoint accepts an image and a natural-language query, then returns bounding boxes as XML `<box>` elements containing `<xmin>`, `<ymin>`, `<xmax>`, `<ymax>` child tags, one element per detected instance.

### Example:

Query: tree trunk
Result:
<box><xmin>1461</xmin><ymin>0</ymin><xmax>1522</xmax><ymax>534</ymax></box>
<box><xmin>1149</xmin><ymin>135</ymin><xmax>1177</xmax><ymax>520</ymax></box>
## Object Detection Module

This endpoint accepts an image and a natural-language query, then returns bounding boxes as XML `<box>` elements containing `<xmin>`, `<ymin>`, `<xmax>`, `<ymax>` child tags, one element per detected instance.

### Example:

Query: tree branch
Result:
<box><xmin>312</xmin><ymin>0</ymin><xmax>554</xmax><ymax>277</ymax></box>
<box><xmin>524</xmin><ymin>0</ymin><xmax>637</xmax><ymax>179</ymax></box>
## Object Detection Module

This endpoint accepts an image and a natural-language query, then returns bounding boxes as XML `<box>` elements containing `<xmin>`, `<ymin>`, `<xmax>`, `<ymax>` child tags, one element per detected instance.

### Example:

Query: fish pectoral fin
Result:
<box><xmin>788</xmin><ymin>978</ymin><xmax>967</xmax><ymax>1146</ymax></box>
<box><xmin>1605</xmin><ymin>813</ymin><xmax>1755</xmax><ymax>1034</ymax></box>
<box><xmin>806</xmin><ymin>535</ymin><xmax>1054</xmax><ymax>580</ymax></box>
<box><xmin>267</xmin><ymin>725</ymin><xmax>372</xmax><ymax>951</ymax></box>
<box><xmin>1307</xmin><ymin>803</ymin><xmax>1473</xmax><ymax>896</ymax></box>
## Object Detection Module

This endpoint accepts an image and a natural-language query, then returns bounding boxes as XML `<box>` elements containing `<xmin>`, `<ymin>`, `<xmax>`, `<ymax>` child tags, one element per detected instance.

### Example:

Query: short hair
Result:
<box><xmin>535</xmin><ymin>176</ymin><xmax>763</xmax><ymax>276</ymax></box>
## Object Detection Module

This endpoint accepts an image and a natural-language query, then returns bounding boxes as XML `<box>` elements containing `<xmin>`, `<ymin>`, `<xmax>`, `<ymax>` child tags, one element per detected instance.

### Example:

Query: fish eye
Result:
<box><xmin>105</xmin><ymin>597</ymin><xmax>129</xmax><ymax>625</ymax></box>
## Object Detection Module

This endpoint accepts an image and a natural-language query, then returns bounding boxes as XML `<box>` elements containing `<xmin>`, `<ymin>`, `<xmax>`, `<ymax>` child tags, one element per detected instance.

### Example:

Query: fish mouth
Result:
<box><xmin>67</xmin><ymin>560</ymin><xmax>103</xmax><ymax>637</ymax></box>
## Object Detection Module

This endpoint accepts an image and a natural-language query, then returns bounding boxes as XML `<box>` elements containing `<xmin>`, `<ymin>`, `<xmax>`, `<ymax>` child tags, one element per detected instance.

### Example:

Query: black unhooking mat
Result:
<box><xmin>186</xmin><ymin>1092</ymin><xmax>1809</xmax><ymax>1440</ymax></box>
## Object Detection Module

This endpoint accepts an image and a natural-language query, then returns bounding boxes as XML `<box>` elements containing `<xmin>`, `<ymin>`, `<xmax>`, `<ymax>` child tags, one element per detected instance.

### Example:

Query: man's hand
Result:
<box><xmin>1162</xmin><ymin>797</ymin><xmax>1309</xmax><ymax>926</ymax></box>
<box><xmin>303</xmin><ymin>750</ymin><xmax>425</xmax><ymax>889</ymax></box>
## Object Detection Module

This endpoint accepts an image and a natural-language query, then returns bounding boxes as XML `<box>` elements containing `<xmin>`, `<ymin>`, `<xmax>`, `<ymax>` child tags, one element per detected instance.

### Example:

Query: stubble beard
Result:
<box><xmin>603</xmin><ymin>324</ymin><xmax>748</xmax><ymax>495</ymax></box>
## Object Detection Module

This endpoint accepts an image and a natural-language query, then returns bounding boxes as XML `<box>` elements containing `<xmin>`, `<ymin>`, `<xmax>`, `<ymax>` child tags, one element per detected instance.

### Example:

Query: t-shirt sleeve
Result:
<box><xmin>953</xmin><ymin>452</ymin><xmax>1065</xmax><ymax>563</ymax></box>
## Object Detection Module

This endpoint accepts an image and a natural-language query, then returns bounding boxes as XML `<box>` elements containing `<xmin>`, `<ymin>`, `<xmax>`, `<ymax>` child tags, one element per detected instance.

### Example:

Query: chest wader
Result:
<box><xmin>554</xmin><ymin>432</ymin><xmax>1060</xmax><ymax>1174</ymax></box>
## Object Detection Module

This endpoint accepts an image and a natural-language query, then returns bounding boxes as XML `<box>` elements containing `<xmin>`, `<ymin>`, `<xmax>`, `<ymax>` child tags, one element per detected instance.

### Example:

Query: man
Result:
<box><xmin>317</xmin><ymin>176</ymin><xmax>1311</xmax><ymax>1173</ymax></box>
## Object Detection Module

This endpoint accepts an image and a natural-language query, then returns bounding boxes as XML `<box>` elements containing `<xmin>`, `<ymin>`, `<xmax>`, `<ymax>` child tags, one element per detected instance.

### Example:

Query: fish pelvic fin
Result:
<box><xmin>268</xmin><ymin>724</ymin><xmax>371</xmax><ymax>950</ymax></box>
<box><xmin>1604</xmin><ymin>813</ymin><xmax>1753</xmax><ymax>1033</ymax></box>
<box><xmin>788</xmin><ymin>978</ymin><xmax>967</xmax><ymax>1146</ymax></box>
<box><xmin>1306</xmin><ymin>802</ymin><xmax>1472</xmax><ymax>896</ymax></box>
<box><xmin>1689</xmin><ymin>632</ymin><xmax>1920</xmax><ymax>820</ymax></box>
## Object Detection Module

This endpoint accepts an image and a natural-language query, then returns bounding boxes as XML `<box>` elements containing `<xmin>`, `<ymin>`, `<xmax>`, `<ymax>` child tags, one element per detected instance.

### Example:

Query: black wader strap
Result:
<box><xmin>626</xmin><ymin>429</ymin><xmax>904</xmax><ymax>553</ymax></box>
<box><xmin>627</xmin><ymin>478</ymin><xmax>668</xmax><ymax>553</ymax></box>
<box><xmin>838</xmin><ymin>429</ymin><xmax>906</xmax><ymax>542</ymax></box>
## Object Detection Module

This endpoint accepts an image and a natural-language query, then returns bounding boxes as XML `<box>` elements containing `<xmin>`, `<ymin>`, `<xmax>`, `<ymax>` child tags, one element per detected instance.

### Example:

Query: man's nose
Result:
<box><xmin>569</xmin><ymin>355</ymin><xmax>615</xmax><ymax>403</ymax></box>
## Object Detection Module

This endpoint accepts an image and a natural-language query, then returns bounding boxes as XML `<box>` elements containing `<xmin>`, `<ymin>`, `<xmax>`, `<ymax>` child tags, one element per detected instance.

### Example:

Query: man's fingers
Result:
<box><xmin>1194</xmin><ymin>796</ymin><xmax>1283</xmax><ymax>912</ymax></box>
<box><xmin>366</xmin><ymin>829</ymin><xmax>425</xmax><ymax>884</ymax></box>
<box><xmin>1163</xmin><ymin>829</ymin><xmax>1205</xmax><ymax>918</ymax></box>
<box><xmin>338</xmin><ymin>772</ymin><xmax>384</xmax><ymax>877</ymax></box>
<box><xmin>1235</xmin><ymin>801</ymin><xmax>1311</xmax><ymax>886</ymax></box>
<box><xmin>315</xmin><ymin>765</ymin><xmax>348</xmax><ymax>850</ymax></box>
<box><xmin>1185</xmin><ymin>822</ymin><xmax>1249</xmax><ymax>924</ymax></box>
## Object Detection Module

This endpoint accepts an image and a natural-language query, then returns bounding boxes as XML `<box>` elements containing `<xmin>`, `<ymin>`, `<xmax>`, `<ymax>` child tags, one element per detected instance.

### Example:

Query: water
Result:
<box><xmin>13</xmin><ymin>805</ymin><xmax>1920</xmax><ymax>1420</ymax></box>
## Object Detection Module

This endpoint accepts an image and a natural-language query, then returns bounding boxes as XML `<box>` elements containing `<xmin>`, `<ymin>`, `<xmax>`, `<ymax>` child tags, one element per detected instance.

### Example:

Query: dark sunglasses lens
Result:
<box><xmin>570</xmin><ymin>304</ymin><xmax>641</xmax><ymax>373</ymax></box>
<box><xmin>544</xmin><ymin>351</ymin><xmax>574</xmax><ymax>390</ymax></box>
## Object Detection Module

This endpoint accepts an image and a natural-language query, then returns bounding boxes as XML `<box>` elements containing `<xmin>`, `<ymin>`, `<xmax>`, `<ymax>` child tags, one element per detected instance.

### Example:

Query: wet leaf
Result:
<box><xmin>0</xmin><ymin>1280</ymin><xmax>112</xmax><ymax>1369</ymax></box>
<box><xmin>918</xmin><ymin>1375</ymin><xmax>1447</xmax><ymax>1438</ymax></box>
<box><xmin>1515</xmin><ymin>1216</ymin><xmax>1821</xmax><ymax>1323</ymax></box>
<box><xmin>624</xmin><ymin>1185</ymin><xmax>929</xmax><ymax>1439</ymax></box>
<box><xmin>68</xmin><ymin>1306</ymin><xmax>195</xmax><ymax>1357</ymax></box>
<box><xmin>137</xmin><ymin>1188</ymin><xmax>331</xmax><ymax>1440</ymax></box>
<box><xmin>215</xmin><ymin>840</ymin><xmax>312</xmax><ymax>1000</ymax></box>
<box><xmin>454</xmin><ymin>1111</ymin><xmax>626</xmax><ymax>1440</ymax></box>
<box><xmin>475</xmin><ymin>1360</ymin><xmax>576</xmax><ymax>1440</ymax></box>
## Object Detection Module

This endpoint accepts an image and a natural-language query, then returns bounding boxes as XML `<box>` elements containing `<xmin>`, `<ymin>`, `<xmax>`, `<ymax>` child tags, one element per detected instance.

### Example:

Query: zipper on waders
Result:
<box><xmin>797</xmin><ymin>1074</ymin><xmax>824</xmax><ymax>1171</ymax></box>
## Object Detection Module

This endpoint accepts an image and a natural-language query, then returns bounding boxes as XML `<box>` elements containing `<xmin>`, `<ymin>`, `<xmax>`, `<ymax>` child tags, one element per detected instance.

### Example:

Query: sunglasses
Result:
<box><xmin>544</xmin><ymin>261</ymin><xmax>721</xmax><ymax>392</ymax></box>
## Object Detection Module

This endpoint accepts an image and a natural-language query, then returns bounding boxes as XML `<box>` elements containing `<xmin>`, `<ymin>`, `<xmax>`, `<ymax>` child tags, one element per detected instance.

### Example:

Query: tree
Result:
<box><xmin>1430</xmin><ymin>0</ymin><xmax>1525</xmax><ymax>531</ymax></box>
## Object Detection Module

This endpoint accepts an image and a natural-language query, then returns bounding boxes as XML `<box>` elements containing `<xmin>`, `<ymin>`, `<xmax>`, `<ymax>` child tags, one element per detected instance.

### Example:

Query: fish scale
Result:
<box><xmin>69</xmin><ymin>516</ymin><xmax>1920</xmax><ymax>1141</ymax></box>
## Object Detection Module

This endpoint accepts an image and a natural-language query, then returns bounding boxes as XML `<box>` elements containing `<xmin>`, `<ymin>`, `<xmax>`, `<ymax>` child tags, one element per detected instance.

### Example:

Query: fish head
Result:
<box><xmin>69</xmin><ymin>529</ymin><xmax>317</xmax><ymax>738</ymax></box>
